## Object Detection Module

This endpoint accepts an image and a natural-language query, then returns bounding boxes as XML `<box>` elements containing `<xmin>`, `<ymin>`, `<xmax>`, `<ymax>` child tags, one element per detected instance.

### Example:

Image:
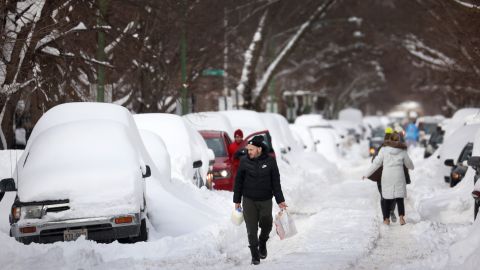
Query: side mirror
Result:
<box><xmin>0</xmin><ymin>178</ymin><xmax>16</xmax><ymax>192</ymax></box>
<box><xmin>142</xmin><ymin>165</ymin><xmax>151</xmax><ymax>178</ymax></box>
<box><xmin>444</xmin><ymin>159</ymin><xmax>455</xmax><ymax>167</ymax></box>
<box><xmin>193</xmin><ymin>160</ymin><xmax>203</xmax><ymax>169</ymax></box>
<box><xmin>468</xmin><ymin>156</ymin><xmax>480</xmax><ymax>168</ymax></box>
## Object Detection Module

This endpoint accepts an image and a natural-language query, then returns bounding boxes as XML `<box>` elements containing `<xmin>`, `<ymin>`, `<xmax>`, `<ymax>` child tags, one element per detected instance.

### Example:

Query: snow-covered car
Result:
<box><xmin>260</xmin><ymin>112</ymin><xmax>301</xmax><ymax>154</ymax></box>
<box><xmin>443</xmin><ymin>108</ymin><xmax>480</xmax><ymax>139</ymax></box>
<box><xmin>198</xmin><ymin>130</ymin><xmax>234</xmax><ymax>191</ymax></box>
<box><xmin>444</xmin><ymin>142</ymin><xmax>473</xmax><ymax>187</ymax></box>
<box><xmin>469</xmin><ymin>156</ymin><xmax>480</xmax><ymax>219</ymax></box>
<box><xmin>438</xmin><ymin>123</ymin><xmax>480</xmax><ymax>184</ymax></box>
<box><xmin>416</xmin><ymin>115</ymin><xmax>445</xmax><ymax>146</ymax></box>
<box><xmin>368</xmin><ymin>127</ymin><xmax>385</xmax><ymax>156</ymax></box>
<box><xmin>133</xmin><ymin>113</ymin><xmax>211</xmax><ymax>188</ymax></box>
<box><xmin>294</xmin><ymin>114</ymin><xmax>341</xmax><ymax>162</ymax></box>
<box><xmin>1</xmin><ymin>103</ymin><xmax>152</xmax><ymax>244</ymax></box>
<box><xmin>467</xmin><ymin>129</ymin><xmax>480</xmax><ymax>219</ymax></box>
<box><xmin>424</xmin><ymin>125</ymin><xmax>445</xmax><ymax>158</ymax></box>
<box><xmin>289</xmin><ymin>124</ymin><xmax>316</xmax><ymax>152</ymax></box>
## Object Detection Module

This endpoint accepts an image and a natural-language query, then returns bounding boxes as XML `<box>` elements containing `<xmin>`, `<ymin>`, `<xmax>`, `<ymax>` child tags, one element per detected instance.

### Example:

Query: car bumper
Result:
<box><xmin>212</xmin><ymin>177</ymin><xmax>234</xmax><ymax>191</ymax></box>
<box><xmin>11</xmin><ymin>213</ymin><xmax>141</xmax><ymax>244</ymax></box>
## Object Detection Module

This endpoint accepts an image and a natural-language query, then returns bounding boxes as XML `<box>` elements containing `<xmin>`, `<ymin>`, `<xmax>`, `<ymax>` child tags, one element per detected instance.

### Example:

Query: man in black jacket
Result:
<box><xmin>233</xmin><ymin>135</ymin><xmax>287</xmax><ymax>265</ymax></box>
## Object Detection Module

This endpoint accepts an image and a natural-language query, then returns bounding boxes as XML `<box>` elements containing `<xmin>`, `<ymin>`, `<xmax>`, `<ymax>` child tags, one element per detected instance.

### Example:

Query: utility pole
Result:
<box><xmin>96</xmin><ymin>0</ymin><xmax>107</xmax><ymax>102</ymax></box>
<box><xmin>180</xmin><ymin>0</ymin><xmax>188</xmax><ymax>115</ymax></box>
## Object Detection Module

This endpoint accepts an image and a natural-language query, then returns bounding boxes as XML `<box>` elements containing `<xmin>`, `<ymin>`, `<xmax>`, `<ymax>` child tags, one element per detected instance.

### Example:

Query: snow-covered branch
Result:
<box><xmin>252</xmin><ymin>0</ymin><xmax>337</xmax><ymax>106</ymax></box>
<box><xmin>236</xmin><ymin>10</ymin><xmax>268</xmax><ymax>98</ymax></box>
<box><xmin>453</xmin><ymin>0</ymin><xmax>480</xmax><ymax>9</ymax></box>
<box><xmin>105</xmin><ymin>21</ymin><xmax>136</xmax><ymax>55</ymax></box>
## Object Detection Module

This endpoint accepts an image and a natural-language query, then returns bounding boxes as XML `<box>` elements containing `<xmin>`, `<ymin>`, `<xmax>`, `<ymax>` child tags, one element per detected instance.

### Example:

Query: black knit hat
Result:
<box><xmin>248</xmin><ymin>135</ymin><xmax>264</xmax><ymax>148</ymax></box>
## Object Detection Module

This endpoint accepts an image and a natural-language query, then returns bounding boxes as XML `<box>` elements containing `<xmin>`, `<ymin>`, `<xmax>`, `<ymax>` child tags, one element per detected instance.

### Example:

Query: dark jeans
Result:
<box><xmin>377</xmin><ymin>182</ymin><xmax>396</xmax><ymax>219</ymax></box>
<box><xmin>383</xmin><ymin>198</ymin><xmax>405</xmax><ymax>220</ymax></box>
<box><xmin>242</xmin><ymin>197</ymin><xmax>272</xmax><ymax>247</ymax></box>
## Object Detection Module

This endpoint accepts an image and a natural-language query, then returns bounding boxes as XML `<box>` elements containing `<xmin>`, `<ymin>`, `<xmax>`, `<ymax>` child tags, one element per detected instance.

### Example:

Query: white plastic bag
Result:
<box><xmin>274</xmin><ymin>209</ymin><xmax>297</xmax><ymax>240</ymax></box>
<box><xmin>231</xmin><ymin>207</ymin><xmax>244</xmax><ymax>225</ymax></box>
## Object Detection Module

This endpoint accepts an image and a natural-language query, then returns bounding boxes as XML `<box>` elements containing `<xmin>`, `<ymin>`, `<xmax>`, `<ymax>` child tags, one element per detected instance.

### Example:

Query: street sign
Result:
<box><xmin>202</xmin><ymin>69</ymin><xmax>224</xmax><ymax>77</ymax></box>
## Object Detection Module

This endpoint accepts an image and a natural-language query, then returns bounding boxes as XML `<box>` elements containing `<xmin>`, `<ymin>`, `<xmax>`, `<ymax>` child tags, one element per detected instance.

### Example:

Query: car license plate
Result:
<box><xmin>63</xmin><ymin>228</ymin><xmax>88</xmax><ymax>241</ymax></box>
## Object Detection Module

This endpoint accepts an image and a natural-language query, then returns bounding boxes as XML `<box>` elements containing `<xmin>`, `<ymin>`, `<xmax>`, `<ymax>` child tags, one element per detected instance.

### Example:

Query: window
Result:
<box><xmin>205</xmin><ymin>138</ymin><xmax>227</xmax><ymax>157</ymax></box>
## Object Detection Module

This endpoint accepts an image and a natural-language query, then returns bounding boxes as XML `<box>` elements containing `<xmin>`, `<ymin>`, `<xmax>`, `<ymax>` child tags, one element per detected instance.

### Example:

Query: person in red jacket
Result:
<box><xmin>229</xmin><ymin>129</ymin><xmax>244</xmax><ymax>181</ymax></box>
<box><xmin>229</xmin><ymin>129</ymin><xmax>244</xmax><ymax>157</ymax></box>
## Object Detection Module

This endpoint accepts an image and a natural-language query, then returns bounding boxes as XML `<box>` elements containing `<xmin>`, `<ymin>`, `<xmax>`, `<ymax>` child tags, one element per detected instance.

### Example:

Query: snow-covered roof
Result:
<box><xmin>294</xmin><ymin>114</ymin><xmax>329</xmax><ymax>127</ymax></box>
<box><xmin>183</xmin><ymin>112</ymin><xmax>234</xmax><ymax>137</ymax></box>
<box><xmin>338</xmin><ymin>108</ymin><xmax>363</xmax><ymax>123</ymax></box>
<box><xmin>219</xmin><ymin>110</ymin><xmax>266</xmax><ymax>135</ymax></box>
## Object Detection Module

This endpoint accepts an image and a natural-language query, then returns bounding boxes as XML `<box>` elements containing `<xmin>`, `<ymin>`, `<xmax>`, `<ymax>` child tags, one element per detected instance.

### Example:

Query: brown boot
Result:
<box><xmin>400</xmin><ymin>216</ymin><xmax>406</xmax><ymax>225</ymax></box>
<box><xmin>383</xmin><ymin>219</ymin><xmax>390</xmax><ymax>225</ymax></box>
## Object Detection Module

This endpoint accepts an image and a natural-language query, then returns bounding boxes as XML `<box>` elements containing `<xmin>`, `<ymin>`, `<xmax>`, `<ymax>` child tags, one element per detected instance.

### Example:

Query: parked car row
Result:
<box><xmin>0</xmin><ymin>103</ymin><xmax>373</xmax><ymax>245</ymax></box>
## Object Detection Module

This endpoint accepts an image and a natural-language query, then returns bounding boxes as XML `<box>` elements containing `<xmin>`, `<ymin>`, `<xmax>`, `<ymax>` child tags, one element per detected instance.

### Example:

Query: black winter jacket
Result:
<box><xmin>233</xmin><ymin>152</ymin><xmax>285</xmax><ymax>204</ymax></box>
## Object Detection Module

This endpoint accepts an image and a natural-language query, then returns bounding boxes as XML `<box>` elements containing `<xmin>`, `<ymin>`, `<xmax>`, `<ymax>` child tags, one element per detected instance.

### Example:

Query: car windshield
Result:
<box><xmin>205</xmin><ymin>137</ymin><xmax>227</xmax><ymax>157</ymax></box>
<box><xmin>420</xmin><ymin>123</ymin><xmax>438</xmax><ymax>134</ymax></box>
<box><xmin>459</xmin><ymin>143</ymin><xmax>473</xmax><ymax>163</ymax></box>
<box><xmin>372</xmin><ymin>128</ymin><xmax>385</xmax><ymax>138</ymax></box>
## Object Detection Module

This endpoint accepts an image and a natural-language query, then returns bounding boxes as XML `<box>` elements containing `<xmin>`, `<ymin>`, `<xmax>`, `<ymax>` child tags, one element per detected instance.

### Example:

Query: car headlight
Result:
<box><xmin>451</xmin><ymin>172</ymin><xmax>461</xmax><ymax>180</ymax></box>
<box><xmin>21</xmin><ymin>205</ymin><xmax>44</xmax><ymax>219</ymax></box>
<box><xmin>213</xmin><ymin>169</ymin><xmax>231</xmax><ymax>179</ymax></box>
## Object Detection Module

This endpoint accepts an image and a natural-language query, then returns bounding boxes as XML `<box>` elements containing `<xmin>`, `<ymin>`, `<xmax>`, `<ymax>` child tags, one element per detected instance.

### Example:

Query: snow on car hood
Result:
<box><xmin>16</xmin><ymin>121</ymin><xmax>144</xmax><ymax>211</ymax></box>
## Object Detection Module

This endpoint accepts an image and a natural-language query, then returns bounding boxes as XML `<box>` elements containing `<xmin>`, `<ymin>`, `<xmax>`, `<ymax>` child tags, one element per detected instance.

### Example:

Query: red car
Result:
<box><xmin>199</xmin><ymin>130</ymin><xmax>234</xmax><ymax>191</ymax></box>
<box><xmin>199</xmin><ymin>130</ymin><xmax>275</xmax><ymax>191</ymax></box>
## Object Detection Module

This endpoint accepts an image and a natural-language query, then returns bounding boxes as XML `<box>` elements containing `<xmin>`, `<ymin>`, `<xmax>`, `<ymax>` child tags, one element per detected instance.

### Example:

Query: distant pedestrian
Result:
<box><xmin>405</xmin><ymin>121</ymin><xmax>419</xmax><ymax>147</ymax></box>
<box><xmin>364</xmin><ymin>132</ymin><xmax>414</xmax><ymax>225</ymax></box>
<box><xmin>233</xmin><ymin>135</ymin><xmax>287</xmax><ymax>265</ymax></box>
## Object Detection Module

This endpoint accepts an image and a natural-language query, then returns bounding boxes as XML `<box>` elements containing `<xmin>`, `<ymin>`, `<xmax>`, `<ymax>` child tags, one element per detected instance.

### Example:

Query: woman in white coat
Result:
<box><xmin>364</xmin><ymin>132</ymin><xmax>414</xmax><ymax>225</ymax></box>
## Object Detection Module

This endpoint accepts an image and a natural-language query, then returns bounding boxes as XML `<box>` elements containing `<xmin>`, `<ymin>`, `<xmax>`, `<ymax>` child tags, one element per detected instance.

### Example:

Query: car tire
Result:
<box><xmin>135</xmin><ymin>218</ymin><xmax>148</xmax><ymax>242</ymax></box>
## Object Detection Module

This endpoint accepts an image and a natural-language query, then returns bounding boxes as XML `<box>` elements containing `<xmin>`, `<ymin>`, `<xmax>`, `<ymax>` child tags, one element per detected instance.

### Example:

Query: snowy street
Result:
<box><xmin>2</xmin><ymin>1</ymin><xmax>480</xmax><ymax>269</ymax></box>
<box><xmin>0</xmin><ymin>145</ymin><xmax>474</xmax><ymax>270</ymax></box>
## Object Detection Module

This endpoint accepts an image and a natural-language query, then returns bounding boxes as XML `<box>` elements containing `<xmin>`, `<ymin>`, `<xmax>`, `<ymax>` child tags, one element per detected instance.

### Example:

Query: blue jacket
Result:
<box><xmin>405</xmin><ymin>123</ymin><xmax>419</xmax><ymax>141</ymax></box>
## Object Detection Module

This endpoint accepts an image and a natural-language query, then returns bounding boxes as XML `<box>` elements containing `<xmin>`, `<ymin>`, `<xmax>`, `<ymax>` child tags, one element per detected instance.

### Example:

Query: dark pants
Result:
<box><xmin>377</xmin><ymin>182</ymin><xmax>396</xmax><ymax>219</ymax></box>
<box><xmin>242</xmin><ymin>197</ymin><xmax>272</xmax><ymax>247</ymax></box>
<box><xmin>383</xmin><ymin>198</ymin><xmax>405</xmax><ymax>220</ymax></box>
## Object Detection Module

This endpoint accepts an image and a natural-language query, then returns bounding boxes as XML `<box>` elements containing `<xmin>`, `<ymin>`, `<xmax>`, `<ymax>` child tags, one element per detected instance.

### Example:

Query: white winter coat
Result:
<box><xmin>365</xmin><ymin>146</ymin><xmax>414</xmax><ymax>199</ymax></box>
